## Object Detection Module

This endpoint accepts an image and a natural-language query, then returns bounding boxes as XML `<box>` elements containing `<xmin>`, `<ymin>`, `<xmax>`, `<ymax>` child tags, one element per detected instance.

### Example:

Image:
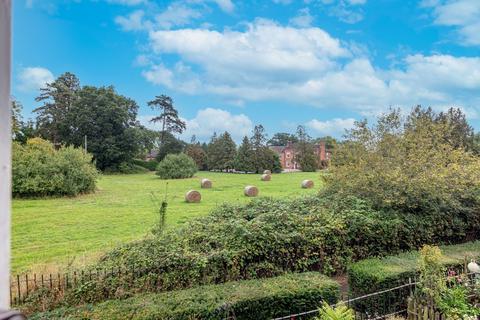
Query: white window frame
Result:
<box><xmin>0</xmin><ymin>0</ymin><xmax>12</xmax><ymax>309</ymax></box>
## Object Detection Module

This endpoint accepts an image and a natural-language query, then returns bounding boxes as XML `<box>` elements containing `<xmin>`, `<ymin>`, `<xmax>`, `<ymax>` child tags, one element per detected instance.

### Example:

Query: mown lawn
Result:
<box><xmin>12</xmin><ymin>171</ymin><xmax>321</xmax><ymax>274</ymax></box>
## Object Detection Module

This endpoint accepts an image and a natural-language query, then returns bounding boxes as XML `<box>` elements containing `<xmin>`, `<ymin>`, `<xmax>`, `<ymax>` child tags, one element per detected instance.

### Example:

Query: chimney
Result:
<box><xmin>319</xmin><ymin>140</ymin><xmax>326</xmax><ymax>161</ymax></box>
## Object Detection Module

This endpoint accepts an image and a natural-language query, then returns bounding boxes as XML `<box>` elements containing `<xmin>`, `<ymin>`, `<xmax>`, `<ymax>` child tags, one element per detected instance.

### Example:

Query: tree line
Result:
<box><xmin>10</xmin><ymin>72</ymin><xmax>333</xmax><ymax>173</ymax></box>
<box><xmin>13</xmin><ymin>72</ymin><xmax>478</xmax><ymax>173</ymax></box>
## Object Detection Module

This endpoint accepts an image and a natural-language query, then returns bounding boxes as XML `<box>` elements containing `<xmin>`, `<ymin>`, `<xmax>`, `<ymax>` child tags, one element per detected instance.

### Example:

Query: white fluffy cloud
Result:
<box><xmin>306</xmin><ymin>118</ymin><xmax>356</xmax><ymax>136</ymax></box>
<box><xmin>423</xmin><ymin>0</ymin><xmax>480</xmax><ymax>46</ymax></box>
<box><xmin>140</xmin><ymin>108</ymin><xmax>253</xmax><ymax>141</ymax></box>
<box><xmin>114</xmin><ymin>0</ymin><xmax>234</xmax><ymax>31</ymax></box>
<box><xmin>213</xmin><ymin>0</ymin><xmax>234</xmax><ymax>13</ymax></box>
<box><xmin>183</xmin><ymin>108</ymin><xmax>253</xmax><ymax>140</ymax></box>
<box><xmin>17</xmin><ymin>67</ymin><xmax>54</xmax><ymax>92</ymax></box>
<box><xmin>141</xmin><ymin>64</ymin><xmax>174</xmax><ymax>87</ymax></box>
<box><xmin>115</xmin><ymin>10</ymin><xmax>146</xmax><ymax>31</ymax></box>
<box><xmin>141</xmin><ymin>18</ymin><xmax>480</xmax><ymax>118</ymax></box>
<box><xmin>147</xmin><ymin>19</ymin><xmax>349</xmax><ymax>90</ymax></box>
<box><xmin>154</xmin><ymin>3</ymin><xmax>203</xmax><ymax>29</ymax></box>
<box><xmin>289</xmin><ymin>8</ymin><xmax>314</xmax><ymax>28</ymax></box>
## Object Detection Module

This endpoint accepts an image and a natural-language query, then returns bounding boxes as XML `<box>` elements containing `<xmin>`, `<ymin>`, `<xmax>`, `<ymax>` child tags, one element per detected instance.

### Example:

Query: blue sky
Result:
<box><xmin>12</xmin><ymin>0</ymin><xmax>480</xmax><ymax>141</ymax></box>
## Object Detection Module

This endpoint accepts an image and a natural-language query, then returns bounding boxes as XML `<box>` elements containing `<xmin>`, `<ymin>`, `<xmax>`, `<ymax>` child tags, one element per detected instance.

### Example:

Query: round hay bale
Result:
<box><xmin>201</xmin><ymin>178</ymin><xmax>212</xmax><ymax>189</ymax></box>
<box><xmin>263</xmin><ymin>170</ymin><xmax>271</xmax><ymax>175</ymax></box>
<box><xmin>261</xmin><ymin>174</ymin><xmax>271</xmax><ymax>181</ymax></box>
<box><xmin>244</xmin><ymin>185</ymin><xmax>259</xmax><ymax>197</ymax></box>
<box><xmin>185</xmin><ymin>190</ymin><xmax>201</xmax><ymax>203</ymax></box>
<box><xmin>301</xmin><ymin>180</ymin><xmax>314</xmax><ymax>189</ymax></box>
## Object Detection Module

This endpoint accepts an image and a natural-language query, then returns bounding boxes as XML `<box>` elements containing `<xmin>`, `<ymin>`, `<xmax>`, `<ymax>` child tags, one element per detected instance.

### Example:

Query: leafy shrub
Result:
<box><xmin>348</xmin><ymin>241</ymin><xmax>480</xmax><ymax>314</ymax></box>
<box><xmin>12</xmin><ymin>139</ymin><xmax>98</xmax><ymax>197</ymax></box>
<box><xmin>325</xmin><ymin>108</ymin><xmax>480</xmax><ymax>222</ymax></box>
<box><xmin>132</xmin><ymin>159</ymin><xmax>159</xmax><ymax>171</ymax></box>
<box><xmin>315</xmin><ymin>302</ymin><xmax>354</xmax><ymax>320</ymax></box>
<box><xmin>156</xmin><ymin>153</ymin><xmax>197</xmax><ymax>179</ymax></box>
<box><xmin>29</xmin><ymin>272</ymin><xmax>340</xmax><ymax>320</ymax></box>
<box><xmin>118</xmin><ymin>162</ymin><xmax>149</xmax><ymax>174</ymax></box>
<box><xmin>25</xmin><ymin>194</ymin><xmax>480</xmax><ymax>311</ymax></box>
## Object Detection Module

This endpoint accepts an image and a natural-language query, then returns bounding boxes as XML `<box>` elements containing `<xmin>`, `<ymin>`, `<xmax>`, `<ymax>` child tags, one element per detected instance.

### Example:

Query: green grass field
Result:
<box><xmin>12</xmin><ymin>171</ymin><xmax>321</xmax><ymax>274</ymax></box>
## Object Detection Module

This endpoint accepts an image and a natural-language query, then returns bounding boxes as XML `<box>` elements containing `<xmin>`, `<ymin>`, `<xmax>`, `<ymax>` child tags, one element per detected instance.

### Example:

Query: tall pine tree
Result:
<box><xmin>34</xmin><ymin>72</ymin><xmax>80</xmax><ymax>144</ymax></box>
<box><xmin>148</xmin><ymin>95</ymin><xmax>186</xmax><ymax>147</ymax></box>
<box><xmin>235</xmin><ymin>136</ymin><xmax>255</xmax><ymax>172</ymax></box>
<box><xmin>295</xmin><ymin>125</ymin><xmax>317</xmax><ymax>172</ymax></box>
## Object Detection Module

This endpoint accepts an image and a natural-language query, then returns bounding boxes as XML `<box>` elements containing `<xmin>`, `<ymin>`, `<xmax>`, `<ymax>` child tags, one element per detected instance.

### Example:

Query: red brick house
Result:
<box><xmin>269</xmin><ymin>141</ymin><xmax>330</xmax><ymax>170</ymax></box>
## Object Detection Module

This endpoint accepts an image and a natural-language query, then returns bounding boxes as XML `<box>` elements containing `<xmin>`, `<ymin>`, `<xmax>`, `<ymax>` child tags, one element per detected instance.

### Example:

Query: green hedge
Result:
<box><xmin>133</xmin><ymin>159</ymin><xmax>159</xmax><ymax>171</ymax></box>
<box><xmin>30</xmin><ymin>272</ymin><xmax>340</xmax><ymax>320</ymax></box>
<box><xmin>22</xmin><ymin>195</ymin><xmax>480</xmax><ymax>312</ymax></box>
<box><xmin>348</xmin><ymin>241</ymin><xmax>480</xmax><ymax>314</ymax></box>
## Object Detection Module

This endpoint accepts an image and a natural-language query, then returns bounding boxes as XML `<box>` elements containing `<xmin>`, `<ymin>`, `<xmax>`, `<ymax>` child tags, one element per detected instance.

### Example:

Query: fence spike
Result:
<box><xmin>16</xmin><ymin>275</ymin><xmax>20</xmax><ymax>304</ymax></box>
<box><xmin>25</xmin><ymin>274</ymin><xmax>28</xmax><ymax>296</ymax></box>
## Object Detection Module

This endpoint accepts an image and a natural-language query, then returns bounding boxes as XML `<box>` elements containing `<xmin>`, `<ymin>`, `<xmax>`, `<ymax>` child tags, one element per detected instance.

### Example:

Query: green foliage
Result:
<box><xmin>115</xmin><ymin>162</ymin><xmax>149</xmax><ymax>174</ymax></box>
<box><xmin>133</xmin><ymin>126</ymin><xmax>160</xmax><ymax>159</ymax></box>
<box><xmin>316</xmin><ymin>302</ymin><xmax>354</xmax><ymax>320</ymax></box>
<box><xmin>415</xmin><ymin>245</ymin><xmax>480</xmax><ymax>319</ymax></box>
<box><xmin>295</xmin><ymin>125</ymin><xmax>317</xmax><ymax>172</ymax></box>
<box><xmin>437</xmin><ymin>286</ymin><xmax>480</xmax><ymax>319</ymax></box>
<box><xmin>150</xmin><ymin>192</ymin><xmax>168</xmax><ymax>236</ymax></box>
<box><xmin>28</xmin><ymin>193</ymin><xmax>480</xmax><ymax>309</ymax></box>
<box><xmin>33</xmin><ymin>73</ymin><xmax>146</xmax><ymax>172</ymax></box>
<box><xmin>473</xmin><ymin>132</ymin><xmax>480</xmax><ymax>155</ymax></box>
<box><xmin>66</xmin><ymin>86</ymin><xmax>140</xmax><ymax>171</ymax></box>
<box><xmin>185</xmin><ymin>137</ymin><xmax>207</xmax><ymax>170</ymax></box>
<box><xmin>314</xmin><ymin>136</ymin><xmax>337</xmax><ymax>151</ymax></box>
<box><xmin>11</xmin><ymin>98</ymin><xmax>23</xmax><ymax>138</ymax></box>
<box><xmin>268</xmin><ymin>132</ymin><xmax>298</xmax><ymax>146</ymax></box>
<box><xmin>347</xmin><ymin>241</ymin><xmax>480</xmax><ymax>314</ymax></box>
<box><xmin>156</xmin><ymin>153</ymin><xmax>197</xmax><ymax>179</ymax></box>
<box><xmin>417</xmin><ymin>245</ymin><xmax>446</xmax><ymax>304</ymax></box>
<box><xmin>12</xmin><ymin>138</ymin><xmax>98</xmax><ymax>197</ymax></box>
<box><xmin>132</xmin><ymin>159</ymin><xmax>159</xmax><ymax>171</ymax></box>
<box><xmin>148</xmin><ymin>95</ymin><xmax>186</xmax><ymax>146</ymax></box>
<box><xmin>235</xmin><ymin>136</ymin><xmax>256</xmax><ymax>172</ymax></box>
<box><xmin>325</xmin><ymin>107</ymin><xmax>480</xmax><ymax>220</ymax></box>
<box><xmin>155</xmin><ymin>131</ymin><xmax>186</xmax><ymax>161</ymax></box>
<box><xmin>29</xmin><ymin>273</ymin><xmax>340</xmax><ymax>320</ymax></box>
<box><xmin>34</xmin><ymin>72</ymin><xmax>80</xmax><ymax>144</ymax></box>
<box><xmin>207</xmin><ymin>131</ymin><xmax>237</xmax><ymax>170</ymax></box>
<box><xmin>271</xmin><ymin>152</ymin><xmax>282</xmax><ymax>173</ymax></box>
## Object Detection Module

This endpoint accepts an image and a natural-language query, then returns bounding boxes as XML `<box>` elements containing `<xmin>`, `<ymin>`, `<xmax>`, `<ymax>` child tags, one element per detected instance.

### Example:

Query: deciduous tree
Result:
<box><xmin>185</xmin><ymin>135</ymin><xmax>207</xmax><ymax>170</ymax></box>
<box><xmin>65</xmin><ymin>86</ymin><xmax>140</xmax><ymax>171</ymax></box>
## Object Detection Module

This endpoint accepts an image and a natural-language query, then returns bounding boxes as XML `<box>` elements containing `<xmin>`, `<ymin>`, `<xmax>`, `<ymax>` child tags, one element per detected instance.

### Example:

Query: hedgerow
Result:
<box><xmin>348</xmin><ymin>241</ymin><xmax>480</xmax><ymax>314</ymax></box>
<box><xmin>12</xmin><ymin>138</ymin><xmax>98</xmax><ymax>197</ymax></box>
<box><xmin>30</xmin><ymin>272</ymin><xmax>340</xmax><ymax>320</ymax></box>
<box><xmin>132</xmin><ymin>159</ymin><xmax>159</xmax><ymax>171</ymax></box>
<box><xmin>24</xmin><ymin>194</ymin><xmax>480</xmax><ymax>312</ymax></box>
